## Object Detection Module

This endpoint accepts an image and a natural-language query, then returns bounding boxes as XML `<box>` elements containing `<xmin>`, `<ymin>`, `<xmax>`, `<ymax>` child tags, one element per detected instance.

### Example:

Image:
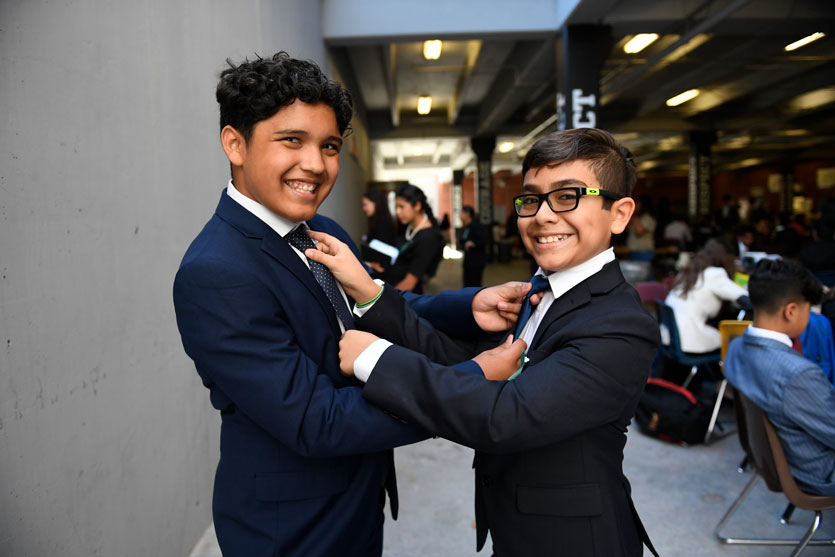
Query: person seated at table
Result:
<box><xmin>724</xmin><ymin>258</ymin><xmax>834</xmax><ymax>495</ymax></box>
<box><xmin>664</xmin><ymin>238</ymin><xmax>750</xmax><ymax>354</ymax></box>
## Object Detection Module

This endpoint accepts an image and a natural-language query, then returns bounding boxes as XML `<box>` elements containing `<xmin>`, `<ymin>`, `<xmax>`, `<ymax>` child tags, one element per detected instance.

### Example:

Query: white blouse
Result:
<box><xmin>665</xmin><ymin>266</ymin><xmax>748</xmax><ymax>353</ymax></box>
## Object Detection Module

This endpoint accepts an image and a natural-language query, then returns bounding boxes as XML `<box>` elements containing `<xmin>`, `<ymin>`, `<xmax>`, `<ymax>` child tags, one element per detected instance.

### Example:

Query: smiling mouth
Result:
<box><xmin>286</xmin><ymin>180</ymin><xmax>319</xmax><ymax>194</ymax></box>
<box><xmin>536</xmin><ymin>234</ymin><xmax>571</xmax><ymax>244</ymax></box>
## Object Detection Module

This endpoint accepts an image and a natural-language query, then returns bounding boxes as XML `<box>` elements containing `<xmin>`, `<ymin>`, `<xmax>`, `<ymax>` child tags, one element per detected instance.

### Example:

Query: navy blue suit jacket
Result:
<box><xmin>173</xmin><ymin>192</ymin><xmax>478</xmax><ymax>556</ymax></box>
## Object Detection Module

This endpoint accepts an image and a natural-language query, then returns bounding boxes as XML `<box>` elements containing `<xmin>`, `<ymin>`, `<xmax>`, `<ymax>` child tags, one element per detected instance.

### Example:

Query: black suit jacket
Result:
<box><xmin>358</xmin><ymin>261</ymin><xmax>660</xmax><ymax>556</ymax></box>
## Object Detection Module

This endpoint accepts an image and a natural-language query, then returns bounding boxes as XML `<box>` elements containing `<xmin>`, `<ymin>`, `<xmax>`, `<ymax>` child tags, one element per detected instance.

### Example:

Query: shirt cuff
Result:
<box><xmin>354</xmin><ymin>338</ymin><xmax>392</xmax><ymax>382</ymax></box>
<box><xmin>354</xmin><ymin>279</ymin><xmax>385</xmax><ymax>317</ymax></box>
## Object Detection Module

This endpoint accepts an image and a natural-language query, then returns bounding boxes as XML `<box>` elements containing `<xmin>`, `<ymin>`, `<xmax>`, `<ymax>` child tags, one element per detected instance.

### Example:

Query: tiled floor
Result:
<box><xmin>190</xmin><ymin>256</ymin><xmax>835</xmax><ymax>556</ymax></box>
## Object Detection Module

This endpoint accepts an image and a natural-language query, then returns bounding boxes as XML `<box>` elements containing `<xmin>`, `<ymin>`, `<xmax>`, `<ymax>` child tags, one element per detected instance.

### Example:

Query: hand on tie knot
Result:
<box><xmin>472</xmin><ymin>281</ymin><xmax>546</xmax><ymax>332</ymax></box>
<box><xmin>305</xmin><ymin>230</ymin><xmax>382</xmax><ymax>304</ymax></box>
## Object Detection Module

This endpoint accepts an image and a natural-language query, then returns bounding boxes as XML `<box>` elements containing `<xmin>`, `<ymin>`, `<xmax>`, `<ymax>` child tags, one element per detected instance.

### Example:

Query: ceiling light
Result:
<box><xmin>788</xmin><ymin>87</ymin><xmax>835</xmax><ymax>111</ymax></box>
<box><xmin>498</xmin><ymin>141</ymin><xmax>514</xmax><ymax>153</ymax></box>
<box><xmin>727</xmin><ymin>158</ymin><xmax>765</xmax><ymax>170</ymax></box>
<box><xmin>784</xmin><ymin>32</ymin><xmax>825</xmax><ymax>52</ymax></box>
<box><xmin>623</xmin><ymin>33</ymin><xmax>659</xmax><ymax>54</ymax></box>
<box><xmin>417</xmin><ymin>95</ymin><xmax>432</xmax><ymax>115</ymax></box>
<box><xmin>773</xmin><ymin>129</ymin><xmax>809</xmax><ymax>137</ymax></box>
<box><xmin>423</xmin><ymin>40</ymin><xmax>442</xmax><ymax>60</ymax></box>
<box><xmin>666</xmin><ymin>89</ymin><xmax>699</xmax><ymax>107</ymax></box>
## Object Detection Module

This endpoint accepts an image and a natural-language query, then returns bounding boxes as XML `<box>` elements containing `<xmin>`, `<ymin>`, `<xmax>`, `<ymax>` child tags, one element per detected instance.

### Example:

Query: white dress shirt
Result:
<box><xmin>747</xmin><ymin>325</ymin><xmax>792</xmax><ymax>349</ymax></box>
<box><xmin>353</xmin><ymin>248</ymin><xmax>617</xmax><ymax>382</ymax></box>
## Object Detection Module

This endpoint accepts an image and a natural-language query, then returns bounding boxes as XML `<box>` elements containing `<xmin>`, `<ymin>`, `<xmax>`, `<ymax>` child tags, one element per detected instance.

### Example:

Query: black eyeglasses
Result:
<box><xmin>512</xmin><ymin>187</ymin><xmax>624</xmax><ymax>217</ymax></box>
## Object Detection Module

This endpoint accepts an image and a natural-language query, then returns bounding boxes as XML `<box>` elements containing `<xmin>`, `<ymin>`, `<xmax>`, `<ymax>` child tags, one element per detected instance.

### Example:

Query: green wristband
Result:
<box><xmin>356</xmin><ymin>284</ymin><xmax>384</xmax><ymax>308</ymax></box>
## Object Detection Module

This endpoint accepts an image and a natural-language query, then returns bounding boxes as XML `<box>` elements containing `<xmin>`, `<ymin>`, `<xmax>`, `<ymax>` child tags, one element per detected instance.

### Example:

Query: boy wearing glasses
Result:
<box><xmin>307</xmin><ymin>128</ymin><xmax>660</xmax><ymax>556</ymax></box>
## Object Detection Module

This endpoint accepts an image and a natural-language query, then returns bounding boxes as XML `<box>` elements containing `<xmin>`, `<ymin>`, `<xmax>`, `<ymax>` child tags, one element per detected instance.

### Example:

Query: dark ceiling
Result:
<box><xmin>327</xmin><ymin>0</ymin><xmax>835</xmax><ymax>177</ymax></box>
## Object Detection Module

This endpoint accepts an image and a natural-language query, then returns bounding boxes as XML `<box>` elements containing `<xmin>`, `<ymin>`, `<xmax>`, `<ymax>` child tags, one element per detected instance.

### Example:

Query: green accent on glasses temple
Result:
<box><xmin>513</xmin><ymin>187</ymin><xmax>624</xmax><ymax>216</ymax></box>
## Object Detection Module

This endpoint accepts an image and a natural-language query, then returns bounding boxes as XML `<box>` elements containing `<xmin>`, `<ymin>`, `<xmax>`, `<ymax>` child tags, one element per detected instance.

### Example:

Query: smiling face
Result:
<box><xmin>221</xmin><ymin>100</ymin><xmax>342</xmax><ymax>222</ymax></box>
<box><xmin>517</xmin><ymin>160</ymin><xmax>634</xmax><ymax>272</ymax></box>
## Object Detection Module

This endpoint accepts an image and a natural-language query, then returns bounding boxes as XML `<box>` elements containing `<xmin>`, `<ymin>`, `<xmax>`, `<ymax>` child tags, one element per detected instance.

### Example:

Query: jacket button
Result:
<box><xmin>482</xmin><ymin>476</ymin><xmax>491</xmax><ymax>487</ymax></box>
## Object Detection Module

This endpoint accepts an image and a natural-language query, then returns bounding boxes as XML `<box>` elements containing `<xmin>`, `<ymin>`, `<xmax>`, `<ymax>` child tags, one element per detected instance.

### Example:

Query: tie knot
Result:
<box><xmin>286</xmin><ymin>226</ymin><xmax>315</xmax><ymax>252</ymax></box>
<box><xmin>528</xmin><ymin>275</ymin><xmax>550</xmax><ymax>297</ymax></box>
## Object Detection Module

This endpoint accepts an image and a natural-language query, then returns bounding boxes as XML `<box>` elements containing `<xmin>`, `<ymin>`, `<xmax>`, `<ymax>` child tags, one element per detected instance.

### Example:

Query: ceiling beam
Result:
<box><xmin>382</xmin><ymin>44</ymin><xmax>400</xmax><ymax>127</ymax></box>
<box><xmin>476</xmin><ymin>38</ymin><xmax>555</xmax><ymax>136</ymax></box>
<box><xmin>448</xmin><ymin>40</ymin><xmax>482</xmax><ymax>125</ymax></box>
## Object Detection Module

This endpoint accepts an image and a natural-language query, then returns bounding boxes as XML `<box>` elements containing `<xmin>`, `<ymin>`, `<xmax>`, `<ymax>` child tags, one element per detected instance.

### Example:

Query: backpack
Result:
<box><xmin>634</xmin><ymin>377</ymin><xmax>712</xmax><ymax>445</ymax></box>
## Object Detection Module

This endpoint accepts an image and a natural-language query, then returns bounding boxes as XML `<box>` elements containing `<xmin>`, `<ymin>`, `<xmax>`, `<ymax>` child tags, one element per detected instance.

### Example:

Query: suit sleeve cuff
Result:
<box><xmin>451</xmin><ymin>359</ymin><xmax>484</xmax><ymax>376</ymax></box>
<box><xmin>354</xmin><ymin>338</ymin><xmax>393</xmax><ymax>382</ymax></box>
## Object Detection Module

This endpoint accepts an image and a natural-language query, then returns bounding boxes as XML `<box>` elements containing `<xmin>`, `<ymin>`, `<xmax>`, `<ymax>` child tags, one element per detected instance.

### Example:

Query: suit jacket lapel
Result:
<box><xmin>261</xmin><ymin>229</ymin><xmax>341</xmax><ymax>333</ymax></box>
<box><xmin>529</xmin><ymin>261</ymin><xmax>624</xmax><ymax>349</ymax></box>
<box><xmin>215</xmin><ymin>191</ymin><xmax>341</xmax><ymax>333</ymax></box>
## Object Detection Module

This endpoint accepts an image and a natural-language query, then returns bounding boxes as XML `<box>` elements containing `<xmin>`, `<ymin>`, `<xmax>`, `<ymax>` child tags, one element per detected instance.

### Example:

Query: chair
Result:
<box><xmin>654</xmin><ymin>300</ymin><xmax>721</xmax><ymax>391</ymax></box>
<box><xmin>705</xmin><ymin>320</ymin><xmax>751</xmax><ymax>446</ymax></box>
<box><xmin>634</xmin><ymin>281</ymin><xmax>669</xmax><ymax>320</ymax></box>
<box><xmin>715</xmin><ymin>388</ymin><xmax>835</xmax><ymax>554</ymax></box>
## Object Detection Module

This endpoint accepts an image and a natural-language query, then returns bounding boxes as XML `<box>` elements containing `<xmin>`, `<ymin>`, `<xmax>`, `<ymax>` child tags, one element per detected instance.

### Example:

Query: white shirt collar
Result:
<box><xmin>538</xmin><ymin>248</ymin><xmax>616</xmax><ymax>300</ymax></box>
<box><xmin>747</xmin><ymin>325</ymin><xmax>793</xmax><ymax>348</ymax></box>
<box><xmin>226</xmin><ymin>180</ymin><xmax>300</xmax><ymax>237</ymax></box>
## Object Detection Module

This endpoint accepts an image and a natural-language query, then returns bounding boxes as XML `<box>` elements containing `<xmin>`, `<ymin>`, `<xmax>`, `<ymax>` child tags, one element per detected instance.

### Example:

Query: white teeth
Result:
<box><xmin>537</xmin><ymin>234</ymin><xmax>568</xmax><ymax>244</ymax></box>
<box><xmin>287</xmin><ymin>180</ymin><xmax>317</xmax><ymax>193</ymax></box>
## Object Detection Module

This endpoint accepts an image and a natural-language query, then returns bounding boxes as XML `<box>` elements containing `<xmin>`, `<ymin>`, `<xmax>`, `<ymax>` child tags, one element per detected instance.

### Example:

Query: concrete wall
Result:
<box><xmin>0</xmin><ymin>1</ymin><xmax>368</xmax><ymax>555</ymax></box>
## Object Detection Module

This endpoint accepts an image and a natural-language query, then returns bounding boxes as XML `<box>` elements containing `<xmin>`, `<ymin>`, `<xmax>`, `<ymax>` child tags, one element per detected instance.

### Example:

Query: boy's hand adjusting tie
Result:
<box><xmin>508</xmin><ymin>275</ymin><xmax>550</xmax><ymax>380</ymax></box>
<box><xmin>513</xmin><ymin>275</ymin><xmax>550</xmax><ymax>339</ymax></box>
<box><xmin>286</xmin><ymin>226</ymin><xmax>355</xmax><ymax>329</ymax></box>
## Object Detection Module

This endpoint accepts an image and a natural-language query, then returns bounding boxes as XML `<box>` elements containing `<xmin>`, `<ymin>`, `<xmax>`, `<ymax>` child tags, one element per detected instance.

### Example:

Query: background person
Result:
<box><xmin>460</xmin><ymin>205</ymin><xmax>487</xmax><ymax>287</ymax></box>
<box><xmin>383</xmin><ymin>183</ymin><xmax>443</xmax><ymax>293</ymax></box>
<box><xmin>626</xmin><ymin>194</ymin><xmax>656</xmax><ymax>262</ymax></box>
<box><xmin>360</xmin><ymin>189</ymin><xmax>397</xmax><ymax>271</ymax></box>
<box><xmin>361</xmin><ymin>189</ymin><xmax>397</xmax><ymax>246</ymax></box>
<box><xmin>664</xmin><ymin>238</ymin><xmax>750</xmax><ymax>355</ymax></box>
<box><xmin>724</xmin><ymin>259</ymin><xmax>834</xmax><ymax>495</ymax></box>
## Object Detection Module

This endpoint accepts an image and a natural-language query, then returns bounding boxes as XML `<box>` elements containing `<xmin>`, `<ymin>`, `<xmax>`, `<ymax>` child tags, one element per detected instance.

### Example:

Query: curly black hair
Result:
<box><xmin>216</xmin><ymin>51</ymin><xmax>353</xmax><ymax>142</ymax></box>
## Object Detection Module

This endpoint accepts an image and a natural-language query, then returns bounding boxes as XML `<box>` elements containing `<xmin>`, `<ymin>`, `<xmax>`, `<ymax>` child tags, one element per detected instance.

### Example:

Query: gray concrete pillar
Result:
<box><xmin>688</xmin><ymin>130</ymin><xmax>716</xmax><ymax>218</ymax></box>
<box><xmin>471</xmin><ymin>136</ymin><xmax>496</xmax><ymax>259</ymax></box>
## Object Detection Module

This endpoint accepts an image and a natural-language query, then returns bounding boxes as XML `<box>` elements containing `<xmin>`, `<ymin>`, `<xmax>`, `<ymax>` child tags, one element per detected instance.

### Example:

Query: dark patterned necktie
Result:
<box><xmin>286</xmin><ymin>226</ymin><xmax>355</xmax><ymax>329</ymax></box>
<box><xmin>513</xmin><ymin>275</ymin><xmax>550</xmax><ymax>339</ymax></box>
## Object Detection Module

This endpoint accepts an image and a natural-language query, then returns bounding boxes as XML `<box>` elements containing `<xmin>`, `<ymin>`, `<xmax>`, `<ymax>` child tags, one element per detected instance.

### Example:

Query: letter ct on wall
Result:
<box><xmin>556</xmin><ymin>25</ymin><xmax>611</xmax><ymax>131</ymax></box>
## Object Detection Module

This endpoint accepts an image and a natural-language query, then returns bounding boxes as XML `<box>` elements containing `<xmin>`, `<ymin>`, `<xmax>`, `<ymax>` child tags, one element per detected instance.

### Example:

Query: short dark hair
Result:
<box><xmin>461</xmin><ymin>205</ymin><xmax>476</xmax><ymax>218</ymax></box>
<box><xmin>521</xmin><ymin>128</ymin><xmax>636</xmax><ymax>207</ymax></box>
<box><xmin>216</xmin><ymin>52</ymin><xmax>353</xmax><ymax>143</ymax></box>
<box><xmin>748</xmin><ymin>258</ymin><xmax>823</xmax><ymax>314</ymax></box>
